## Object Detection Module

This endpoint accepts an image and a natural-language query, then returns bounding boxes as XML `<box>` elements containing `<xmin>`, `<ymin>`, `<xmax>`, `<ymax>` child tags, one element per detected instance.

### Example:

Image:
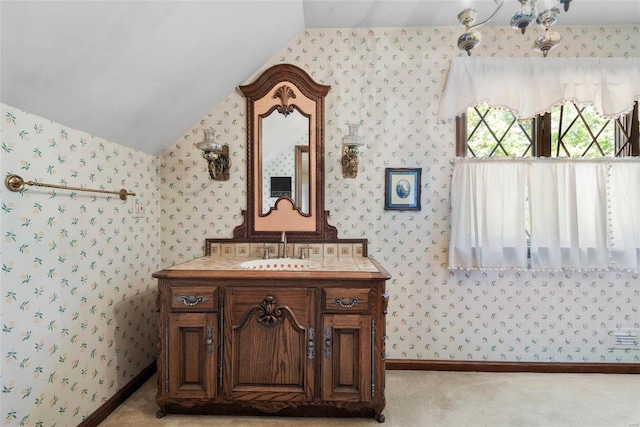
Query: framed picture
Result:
<box><xmin>384</xmin><ymin>168</ymin><xmax>421</xmax><ymax>211</ymax></box>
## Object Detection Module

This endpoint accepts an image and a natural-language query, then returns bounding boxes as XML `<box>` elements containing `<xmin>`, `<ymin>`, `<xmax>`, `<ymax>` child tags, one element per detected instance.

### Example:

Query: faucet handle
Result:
<box><xmin>259</xmin><ymin>244</ymin><xmax>271</xmax><ymax>259</ymax></box>
<box><xmin>298</xmin><ymin>245</ymin><xmax>312</xmax><ymax>260</ymax></box>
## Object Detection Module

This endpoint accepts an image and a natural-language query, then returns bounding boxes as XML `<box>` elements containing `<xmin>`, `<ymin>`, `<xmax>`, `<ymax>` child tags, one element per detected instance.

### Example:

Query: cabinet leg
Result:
<box><xmin>156</xmin><ymin>406</ymin><xmax>167</xmax><ymax>418</ymax></box>
<box><xmin>375</xmin><ymin>412</ymin><xmax>385</xmax><ymax>423</ymax></box>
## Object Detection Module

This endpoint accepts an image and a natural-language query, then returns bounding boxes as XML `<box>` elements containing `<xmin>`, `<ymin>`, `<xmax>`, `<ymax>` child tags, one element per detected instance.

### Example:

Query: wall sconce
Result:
<box><xmin>341</xmin><ymin>123</ymin><xmax>365</xmax><ymax>179</ymax></box>
<box><xmin>196</xmin><ymin>128</ymin><xmax>231</xmax><ymax>181</ymax></box>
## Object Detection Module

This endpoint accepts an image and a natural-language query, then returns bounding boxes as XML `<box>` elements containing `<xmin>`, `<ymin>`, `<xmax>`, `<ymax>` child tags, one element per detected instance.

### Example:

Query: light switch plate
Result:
<box><xmin>131</xmin><ymin>197</ymin><xmax>144</xmax><ymax>219</ymax></box>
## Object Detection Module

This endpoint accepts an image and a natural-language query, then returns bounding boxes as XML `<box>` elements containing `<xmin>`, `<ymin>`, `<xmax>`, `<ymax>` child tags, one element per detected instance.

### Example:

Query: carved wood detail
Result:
<box><xmin>232</xmin><ymin>295</ymin><xmax>306</xmax><ymax>332</ymax></box>
<box><xmin>274</xmin><ymin>85</ymin><xmax>297</xmax><ymax>116</ymax></box>
<box><xmin>257</xmin><ymin>296</ymin><xmax>282</xmax><ymax>326</ymax></box>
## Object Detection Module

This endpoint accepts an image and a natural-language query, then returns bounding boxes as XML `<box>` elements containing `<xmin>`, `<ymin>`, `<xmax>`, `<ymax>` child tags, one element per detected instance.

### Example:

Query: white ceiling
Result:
<box><xmin>1</xmin><ymin>1</ymin><xmax>638</xmax><ymax>156</ymax></box>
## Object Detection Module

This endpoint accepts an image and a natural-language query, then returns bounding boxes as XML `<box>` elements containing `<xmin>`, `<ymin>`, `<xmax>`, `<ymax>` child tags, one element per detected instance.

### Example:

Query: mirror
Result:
<box><xmin>261</xmin><ymin>109</ymin><xmax>309</xmax><ymax>214</ymax></box>
<box><xmin>233</xmin><ymin>64</ymin><xmax>337</xmax><ymax>240</ymax></box>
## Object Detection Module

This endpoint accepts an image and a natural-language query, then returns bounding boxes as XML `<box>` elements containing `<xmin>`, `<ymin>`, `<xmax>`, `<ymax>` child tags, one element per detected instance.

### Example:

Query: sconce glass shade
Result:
<box><xmin>195</xmin><ymin>128</ymin><xmax>231</xmax><ymax>181</ymax></box>
<box><xmin>341</xmin><ymin>123</ymin><xmax>364</xmax><ymax>179</ymax></box>
<box><xmin>195</xmin><ymin>128</ymin><xmax>222</xmax><ymax>152</ymax></box>
<box><xmin>342</xmin><ymin>123</ymin><xmax>365</xmax><ymax>147</ymax></box>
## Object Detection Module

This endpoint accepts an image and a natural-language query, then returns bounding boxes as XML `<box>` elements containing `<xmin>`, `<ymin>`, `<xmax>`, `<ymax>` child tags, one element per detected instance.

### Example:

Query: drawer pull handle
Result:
<box><xmin>307</xmin><ymin>327</ymin><xmax>315</xmax><ymax>360</ymax></box>
<box><xmin>331</xmin><ymin>297</ymin><xmax>361</xmax><ymax>308</ymax></box>
<box><xmin>325</xmin><ymin>327</ymin><xmax>332</xmax><ymax>358</ymax></box>
<box><xmin>206</xmin><ymin>326</ymin><xmax>213</xmax><ymax>356</ymax></box>
<box><xmin>177</xmin><ymin>295</ymin><xmax>208</xmax><ymax>306</ymax></box>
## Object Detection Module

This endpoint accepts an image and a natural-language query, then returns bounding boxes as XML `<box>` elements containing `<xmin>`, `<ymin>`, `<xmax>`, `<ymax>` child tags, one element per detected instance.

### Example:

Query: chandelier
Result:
<box><xmin>457</xmin><ymin>0</ymin><xmax>573</xmax><ymax>57</ymax></box>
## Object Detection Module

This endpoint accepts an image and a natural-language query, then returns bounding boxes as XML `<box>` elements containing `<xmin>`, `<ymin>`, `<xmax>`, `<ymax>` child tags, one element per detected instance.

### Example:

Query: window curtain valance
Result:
<box><xmin>438</xmin><ymin>57</ymin><xmax>640</xmax><ymax>121</ymax></box>
<box><xmin>449</xmin><ymin>157</ymin><xmax>640</xmax><ymax>272</ymax></box>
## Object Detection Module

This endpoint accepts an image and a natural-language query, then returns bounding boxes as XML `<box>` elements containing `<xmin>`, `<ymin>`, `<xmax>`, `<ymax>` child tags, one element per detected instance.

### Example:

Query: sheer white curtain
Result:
<box><xmin>528</xmin><ymin>160</ymin><xmax>608</xmax><ymax>270</ymax></box>
<box><xmin>449</xmin><ymin>158</ymin><xmax>640</xmax><ymax>272</ymax></box>
<box><xmin>608</xmin><ymin>160</ymin><xmax>640</xmax><ymax>270</ymax></box>
<box><xmin>438</xmin><ymin>57</ymin><xmax>640</xmax><ymax>121</ymax></box>
<box><xmin>449</xmin><ymin>158</ymin><xmax>528</xmax><ymax>269</ymax></box>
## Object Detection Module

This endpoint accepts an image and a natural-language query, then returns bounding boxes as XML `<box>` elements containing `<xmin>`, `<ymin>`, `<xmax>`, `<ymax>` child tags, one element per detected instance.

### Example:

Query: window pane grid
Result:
<box><xmin>466</xmin><ymin>104</ymin><xmax>533</xmax><ymax>158</ymax></box>
<box><xmin>552</xmin><ymin>103</ymin><xmax>615</xmax><ymax>158</ymax></box>
<box><xmin>460</xmin><ymin>102</ymin><xmax>637</xmax><ymax>159</ymax></box>
<box><xmin>614</xmin><ymin>114</ymin><xmax>635</xmax><ymax>157</ymax></box>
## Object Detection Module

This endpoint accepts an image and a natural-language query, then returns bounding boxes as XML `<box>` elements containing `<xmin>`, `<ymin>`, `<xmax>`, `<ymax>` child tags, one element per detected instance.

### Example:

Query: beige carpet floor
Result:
<box><xmin>100</xmin><ymin>371</ymin><xmax>640</xmax><ymax>427</ymax></box>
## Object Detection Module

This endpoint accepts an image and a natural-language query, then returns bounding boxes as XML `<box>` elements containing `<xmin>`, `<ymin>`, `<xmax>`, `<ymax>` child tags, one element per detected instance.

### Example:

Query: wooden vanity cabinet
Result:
<box><xmin>224</xmin><ymin>287</ymin><xmax>315</xmax><ymax>402</ymax></box>
<box><xmin>322</xmin><ymin>314</ymin><xmax>372</xmax><ymax>402</ymax></box>
<box><xmin>322</xmin><ymin>287</ymin><xmax>374</xmax><ymax>402</ymax></box>
<box><xmin>159</xmin><ymin>284</ymin><xmax>218</xmax><ymax>401</ymax></box>
<box><xmin>167</xmin><ymin>313</ymin><xmax>217</xmax><ymax>399</ymax></box>
<box><xmin>155</xmin><ymin>273</ymin><xmax>388</xmax><ymax>422</ymax></box>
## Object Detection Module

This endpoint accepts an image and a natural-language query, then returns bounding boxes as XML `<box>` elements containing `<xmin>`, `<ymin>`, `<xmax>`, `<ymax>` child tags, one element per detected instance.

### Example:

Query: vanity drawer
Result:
<box><xmin>324</xmin><ymin>288</ymin><xmax>370</xmax><ymax>313</ymax></box>
<box><xmin>170</xmin><ymin>286</ymin><xmax>217</xmax><ymax>312</ymax></box>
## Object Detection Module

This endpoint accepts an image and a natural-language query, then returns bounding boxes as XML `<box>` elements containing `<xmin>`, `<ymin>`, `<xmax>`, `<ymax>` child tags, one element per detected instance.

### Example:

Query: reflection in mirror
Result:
<box><xmin>296</xmin><ymin>145</ymin><xmax>310</xmax><ymax>214</ymax></box>
<box><xmin>261</xmin><ymin>109</ymin><xmax>309</xmax><ymax>215</ymax></box>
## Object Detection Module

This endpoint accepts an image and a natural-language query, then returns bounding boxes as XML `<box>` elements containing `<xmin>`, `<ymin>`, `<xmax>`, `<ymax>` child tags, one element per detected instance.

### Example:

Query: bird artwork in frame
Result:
<box><xmin>384</xmin><ymin>168</ymin><xmax>421</xmax><ymax>211</ymax></box>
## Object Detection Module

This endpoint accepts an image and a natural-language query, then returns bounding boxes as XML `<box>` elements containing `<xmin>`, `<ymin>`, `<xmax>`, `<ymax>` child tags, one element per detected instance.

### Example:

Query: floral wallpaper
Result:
<box><xmin>1</xmin><ymin>106</ymin><xmax>160</xmax><ymax>425</ymax></box>
<box><xmin>160</xmin><ymin>24</ymin><xmax>639</xmax><ymax>365</ymax></box>
<box><xmin>1</xmin><ymin>22</ymin><xmax>638</xmax><ymax>427</ymax></box>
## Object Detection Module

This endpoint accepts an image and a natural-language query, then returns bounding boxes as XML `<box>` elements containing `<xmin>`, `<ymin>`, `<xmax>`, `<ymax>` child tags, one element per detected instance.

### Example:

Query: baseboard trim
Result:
<box><xmin>78</xmin><ymin>361</ymin><xmax>156</xmax><ymax>427</ymax></box>
<box><xmin>385</xmin><ymin>359</ymin><xmax>640</xmax><ymax>374</ymax></box>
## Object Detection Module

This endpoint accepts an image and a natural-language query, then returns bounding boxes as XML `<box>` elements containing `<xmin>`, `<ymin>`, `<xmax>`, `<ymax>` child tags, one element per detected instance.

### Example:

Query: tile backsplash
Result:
<box><xmin>207</xmin><ymin>241</ymin><xmax>365</xmax><ymax>259</ymax></box>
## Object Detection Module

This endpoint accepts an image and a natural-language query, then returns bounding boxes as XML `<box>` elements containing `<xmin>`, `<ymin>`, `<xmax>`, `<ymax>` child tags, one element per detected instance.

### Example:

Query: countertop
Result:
<box><xmin>153</xmin><ymin>255</ymin><xmax>391</xmax><ymax>280</ymax></box>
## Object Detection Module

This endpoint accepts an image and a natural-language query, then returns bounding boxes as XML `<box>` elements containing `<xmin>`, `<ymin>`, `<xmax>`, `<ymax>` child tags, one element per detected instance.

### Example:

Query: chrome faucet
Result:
<box><xmin>281</xmin><ymin>231</ymin><xmax>289</xmax><ymax>258</ymax></box>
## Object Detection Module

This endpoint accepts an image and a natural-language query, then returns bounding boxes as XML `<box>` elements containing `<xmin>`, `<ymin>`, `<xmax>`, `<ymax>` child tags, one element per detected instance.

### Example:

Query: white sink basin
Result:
<box><xmin>239</xmin><ymin>258</ymin><xmax>319</xmax><ymax>271</ymax></box>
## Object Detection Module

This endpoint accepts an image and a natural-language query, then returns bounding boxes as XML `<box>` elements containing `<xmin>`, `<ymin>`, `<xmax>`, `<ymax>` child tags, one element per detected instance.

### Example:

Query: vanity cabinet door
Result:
<box><xmin>321</xmin><ymin>314</ymin><xmax>371</xmax><ymax>402</ymax></box>
<box><xmin>168</xmin><ymin>313</ymin><xmax>217</xmax><ymax>399</ymax></box>
<box><xmin>223</xmin><ymin>287</ymin><xmax>314</xmax><ymax>402</ymax></box>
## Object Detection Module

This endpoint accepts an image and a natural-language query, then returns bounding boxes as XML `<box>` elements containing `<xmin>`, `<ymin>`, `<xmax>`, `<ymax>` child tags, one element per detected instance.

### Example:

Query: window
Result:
<box><xmin>442</xmin><ymin>58</ymin><xmax>640</xmax><ymax>271</ymax></box>
<box><xmin>449</xmin><ymin>101</ymin><xmax>640</xmax><ymax>272</ymax></box>
<box><xmin>457</xmin><ymin>101</ymin><xmax>639</xmax><ymax>159</ymax></box>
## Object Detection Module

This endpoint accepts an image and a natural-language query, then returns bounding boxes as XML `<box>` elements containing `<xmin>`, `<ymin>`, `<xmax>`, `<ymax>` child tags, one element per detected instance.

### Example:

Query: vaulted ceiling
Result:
<box><xmin>2</xmin><ymin>1</ymin><xmax>638</xmax><ymax>156</ymax></box>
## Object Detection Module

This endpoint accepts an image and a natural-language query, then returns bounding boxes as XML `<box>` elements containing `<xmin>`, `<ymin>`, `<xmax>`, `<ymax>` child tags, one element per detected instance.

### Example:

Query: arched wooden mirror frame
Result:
<box><xmin>233</xmin><ymin>64</ymin><xmax>337</xmax><ymax>241</ymax></box>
